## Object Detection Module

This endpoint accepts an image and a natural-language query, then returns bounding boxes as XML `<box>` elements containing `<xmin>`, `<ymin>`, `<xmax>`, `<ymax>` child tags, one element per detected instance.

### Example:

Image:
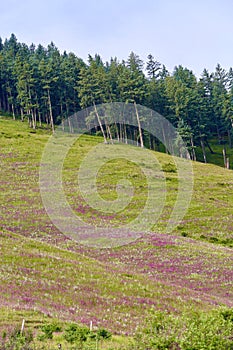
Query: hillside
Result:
<box><xmin>0</xmin><ymin>117</ymin><xmax>232</xmax><ymax>346</ymax></box>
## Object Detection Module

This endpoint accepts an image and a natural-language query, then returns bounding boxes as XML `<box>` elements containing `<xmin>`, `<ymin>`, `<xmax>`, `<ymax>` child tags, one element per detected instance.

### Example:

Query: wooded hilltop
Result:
<box><xmin>0</xmin><ymin>34</ymin><xmax>233</xmax><ymax>163</ymax></box>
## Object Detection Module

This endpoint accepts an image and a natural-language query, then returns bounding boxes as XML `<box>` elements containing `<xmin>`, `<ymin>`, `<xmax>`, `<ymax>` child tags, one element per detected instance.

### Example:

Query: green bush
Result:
<box><xmin>63</xmin><ymin>323</ymin><xmax>112</xmax><ymax>348</ymax></box>
<box><xmin>96</xmin><ymin>327</ymin><xmax>112</xmax><ymax>340</ymax></box>
<box><xmin>63</xmin><ymin>323</ymin><xmax>90</xmax><ymax>344</ymax></box>
<box><xmin>37</xmin><ymin>322</ymin><xmax>62</xmax><ymax>341</ymax></box>
<box><xmin>162</xmin><ymin>162</ymin><xmax>177</xmax><ymax>173</ymax></box>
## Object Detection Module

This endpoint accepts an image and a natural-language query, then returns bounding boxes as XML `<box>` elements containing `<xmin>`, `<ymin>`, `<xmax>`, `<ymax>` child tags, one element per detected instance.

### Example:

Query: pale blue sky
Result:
<box><xmin>1</xmin><ymin>0</ymin><xmax>232</xmax><ymax>76</ymax></box>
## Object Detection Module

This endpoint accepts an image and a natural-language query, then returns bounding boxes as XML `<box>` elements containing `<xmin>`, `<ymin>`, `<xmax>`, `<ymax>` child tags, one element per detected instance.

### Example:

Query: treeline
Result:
<box><xmin>0</xmin><ymin>34</ymin><xmax>233</xmax><ymax>162</ymax></box>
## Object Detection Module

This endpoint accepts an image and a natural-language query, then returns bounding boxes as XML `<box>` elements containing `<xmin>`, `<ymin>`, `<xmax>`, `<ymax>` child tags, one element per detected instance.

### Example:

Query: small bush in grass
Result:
<box><xmin>37</xmin><ymin>322</ymin><xmax>62</xmax><ymax>341</ymax></box>
<box><xmin>64</xmin><ymin>323</ymin><xmax>112</xmax><ymax>347</ymax></box>
<box><xmin>63</xmin><ymin>323</ymin><xmax>90</xmax><ymax>344</ymax></box>
<box><xmin>162</xmin><ymin>162</ymin><xmax>177</xmax><ymax>173</ymax></box>
<box><xmin>96</xmin><ymin>327</ymin><xmax>112</xmax><ymax>340</ymax></box>
<box><xmin>89</xmin><ymin>327</ymin><xmax>112</xmax><ymax>341</ymax></box>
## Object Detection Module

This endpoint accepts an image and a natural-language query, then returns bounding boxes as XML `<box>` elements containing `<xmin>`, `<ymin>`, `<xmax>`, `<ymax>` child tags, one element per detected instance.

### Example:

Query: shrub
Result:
<box><xmin>63</xmin><ymin>323</ymin><xmax>90</xmax><ymax>344</ymax></box>
<box><xmin>96</xmin><ymin>327</ymin><xmax>112</xmax><ymax>340</ymax></box>
<box><xmin>63</xmin><ymin>323</ymin><xmax>112</xmax><ymax>348</ymax></box>
<box><xmin>37</xmin><ymin>322</ymin><xmax>62</xmax><ymax>341</ymax></box>
<box><xmin>162</xmin><ymin>162</ymin><xmax>177</xmax><ymax>173</ymax></box>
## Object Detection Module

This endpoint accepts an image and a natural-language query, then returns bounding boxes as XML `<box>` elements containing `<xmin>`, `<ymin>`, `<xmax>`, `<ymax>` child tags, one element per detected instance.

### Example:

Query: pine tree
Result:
<box><xmin>146</xmin><ymin>54</ymin><xmax>161</xmax><ymax>79</ymax></box>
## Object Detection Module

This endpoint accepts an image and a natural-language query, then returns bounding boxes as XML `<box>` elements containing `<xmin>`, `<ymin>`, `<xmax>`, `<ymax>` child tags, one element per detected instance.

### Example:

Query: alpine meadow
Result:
<box><xmin>0</xmin><ymin>35</ymin><xmax>233</xmax><ymax>349</ymax></box>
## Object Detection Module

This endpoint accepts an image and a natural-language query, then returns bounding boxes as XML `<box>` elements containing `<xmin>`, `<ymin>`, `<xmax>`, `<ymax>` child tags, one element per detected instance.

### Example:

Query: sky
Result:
<box><xmin>0</xmin><ymin>0</ymin><xmax>233</xmax><ymax>77</ymax></box>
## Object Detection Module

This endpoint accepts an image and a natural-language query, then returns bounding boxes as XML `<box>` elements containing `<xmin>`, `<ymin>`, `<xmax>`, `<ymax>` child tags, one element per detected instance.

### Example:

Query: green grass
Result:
<box><xmin>195</xmin><ymin>138</ymin><xmax>233</xmax><ymax>169</ymax></box>
<box><xmin>0</xmin><ymin>116</ymin><xmax>232</xmax><ymax>348</ymax></box>
<box><xmin>61</xmin><ymin>133</ymin><xmax>233</xmax><ymax>246</ymax></box>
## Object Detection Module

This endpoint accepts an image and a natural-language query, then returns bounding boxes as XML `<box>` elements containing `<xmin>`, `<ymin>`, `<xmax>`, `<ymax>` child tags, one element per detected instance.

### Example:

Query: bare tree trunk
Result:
<box><xmin>115</xmin><ymin>122</ymin><xmax>120</xmax><ymax>142</ymax></box>
<box><xmin>134</xmin><ymin>129</ymin><xmax>139</xmax><ymax>147</ymax></box>
<box><xmin>28</xmin><ymin>86</ymin><xmax>36</xmax><ymax>128</ymax></box>
<box><xmin>35</xmin><ymin>93</ymin><xmax>41</xmax><ymax>126</ymax></box>
<box><xmin>161</xmin><ymin>124</ymin><xmax>168</xmax><ymax>154</ymax></box>
<box><xmin>200</xmin><ymin>136</ymin><xmax>207</xmax><ymax>163</ymax></box>
<box><xmin>223</xmin><ymin>146</ymin><xmax>227</xmax><ymax>168</ymax></box>
<box><xmin>20</xmin><ymin>108</ymin><xmax>24</xmax><ymax>121</ymax></box>
<box><xmin>206</xmin><ymin>140</ymin><xmax>214</xmax><ymax>154</ymax></box>
<box><xmin>31</xmin><ymin>109</ymin><xmax>35</xmax><ymax>129</ymax></box>
<box><xmin>68</xmin><ymin>117</ymin><xmax>73</xmax><ymax>133</ymax></box>
<box><xmin>11</xmin><ymin>103</ymin><xmax>15</xmax><ymax>120</ymax></box>
<box><xmin>45</xmin><ymin>113</ymin><xmax>49</xmax><ymax>127</ymax></box>
<box><xmin>93</xmin><ymin>102</ymin><xmax>107</xmax><ymax>143</ymax></box>
<box><xmin>134</xmin><ymin>101</ymin><xmax>144</xmax><ymax>148</ymax></box>
<box><xmin>27</xmin><ymin>111</ymin><xmax>32</xmax><ymax>128</ymax></box>
<box><xmin>38</xmin><ymin>110</ymin><xmax>42</xmax><ymax>127</ymax></box>
<box><xmin>119</xmin><ymin>123</ymin><xmax>123</xmax><ymax>143</ymax></box>
<box><xmin>124</xmin><ymin>121</ymin><xmax>128</xmax><ymax>144</ymax></box>
<box><xmin>66</xmin><ymin>102</ymin><xmax>69</xmax><ymax>118</ymax></box>
<box><xmin>106</xmin><ymin>124</ymin><xmax>113</xmax><ymax>144</ymax></box>
<box><xmin>32</xmin><ymin>109</ymin><xmax>37</xmax><ymax>129</ymax></box>
<box><xmin>148</xmin><ymin>134</ymin><xmax>152</xmax><ymax>150</ymax></box>
<box><xmin>190</xmin><ymin>135</ymin><xmax>196</xmax><ymax>161</ymax></box>
<box><xmin>47</xmin><ymin>89</ymin><xmax>54</xmax><ymax>133</ymax></box>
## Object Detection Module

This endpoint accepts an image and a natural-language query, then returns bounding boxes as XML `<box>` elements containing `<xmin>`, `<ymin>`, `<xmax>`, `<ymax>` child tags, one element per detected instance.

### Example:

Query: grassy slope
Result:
<box><xmin>0</xmin><ymin>117</ymin><xmax>232</xmax><ymax>339</ymax></box>
<box><xmin>195</xmin><ymin>138</ymin><xmax>233</xmax><ymax>169</ymax></box>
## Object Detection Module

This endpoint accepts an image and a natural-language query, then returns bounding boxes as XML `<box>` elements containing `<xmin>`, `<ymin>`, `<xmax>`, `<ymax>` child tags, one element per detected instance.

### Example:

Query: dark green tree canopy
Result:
<box><xmin>0</xmin><ymin>34</ymin><xmax>232</xmax><ymax>164</ymax></box>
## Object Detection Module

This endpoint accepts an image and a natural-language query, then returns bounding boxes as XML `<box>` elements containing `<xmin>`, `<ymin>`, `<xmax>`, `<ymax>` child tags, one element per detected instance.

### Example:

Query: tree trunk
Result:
<box><xmin>93</xmin><ymin>102</ymin><xmax>107</xmax><ymax>143</ymax></box>
<box><xmin>206</xmin><ymin>140</ymin><xmax>215</xmax><ymax>154</ymax></box>
<box><xmin>134</xmin><ymin>129</ymin><xmax>139</xmax><ymax>147</ymax></box>
<box><xmin>134</xmin><ymin>101</ymin><xmax>144</xmax><ymax>148</ymax></box>
<box><xmin>11</xmin><ymin>103</ymin><xmax>15</xmax><ymax>120</ymax></box>
<box><xmin>200</xmin><ymin>136</ymin><xmax>207</xmax><ymax>163</ymax></box>
<box><xmin>27</xmin><ymin>111</ymin><xmax>32</xmax><ymax>128</ymax></box>
<box><xmin>115</xmin><ymin>122</ymin><xmax>120</xmax><ymax>142</ymax></box>
<box><xmin>66</xmin><ymin>102</ymin><xmax>69</xmax><ymax>118</ymax></box>
<box><xmin>223</xmin><ymin>146</ymin><xmax>227</xmax><ymax>168</ymax></box>
<box><xmin>47</xmin><ymin>89</ymin><xmax>54</xmax><ymax>133</ymax></box>
<box><xmin>28</xmin><ymin>86</ymin><xmax>36</xmax><ymax>128</ymax></box>
<box><xmin>119</xmin><ymin>123</ymin><xmax>123</xmax><ymax>142</ymax></box>
<box><xmin>106</xmin><ymin>123</ymin><xmax>113</xmax><ymax>144</ymax></box>
<box><xmin>35</xmin><ymin>93</ymin><xmax>41</xmax><ymax>126</ymax></box>
<box><xmin>32</xmin><ymin>109</ymin><xmax>36</xmax><ymax>129</ymax></box>
<box><xmin>20</xmin><ymin>108</ymin><xmax>24</xmax><ymax>121</ymax></box>
<box><xmin>38</xmin><ymin>111</ymin><xmax>42</xmax><ymax>127</ymax></box>
<box><xmin>190</xmin><ymin>135</ymin><xmax>196</xmax><ymax>161</ymax></box>
<box><xmin>161</xmin><ymin>124</ymin><xmax>168</xmax><ymax>154</ymax></box>
<box><xmin>124</xmin><ymin>121</ymin><xmax>128</xmax><ymax>144</ymax></box>
<box><xmin>45</xmin><ymin>113</ymin><xmax>49</xmax><ymax>127</ymax></box>
<box><xmin>68</xmin><ymin>116</ymin><xmax>73</xmax><ymax>133</ymax></box>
